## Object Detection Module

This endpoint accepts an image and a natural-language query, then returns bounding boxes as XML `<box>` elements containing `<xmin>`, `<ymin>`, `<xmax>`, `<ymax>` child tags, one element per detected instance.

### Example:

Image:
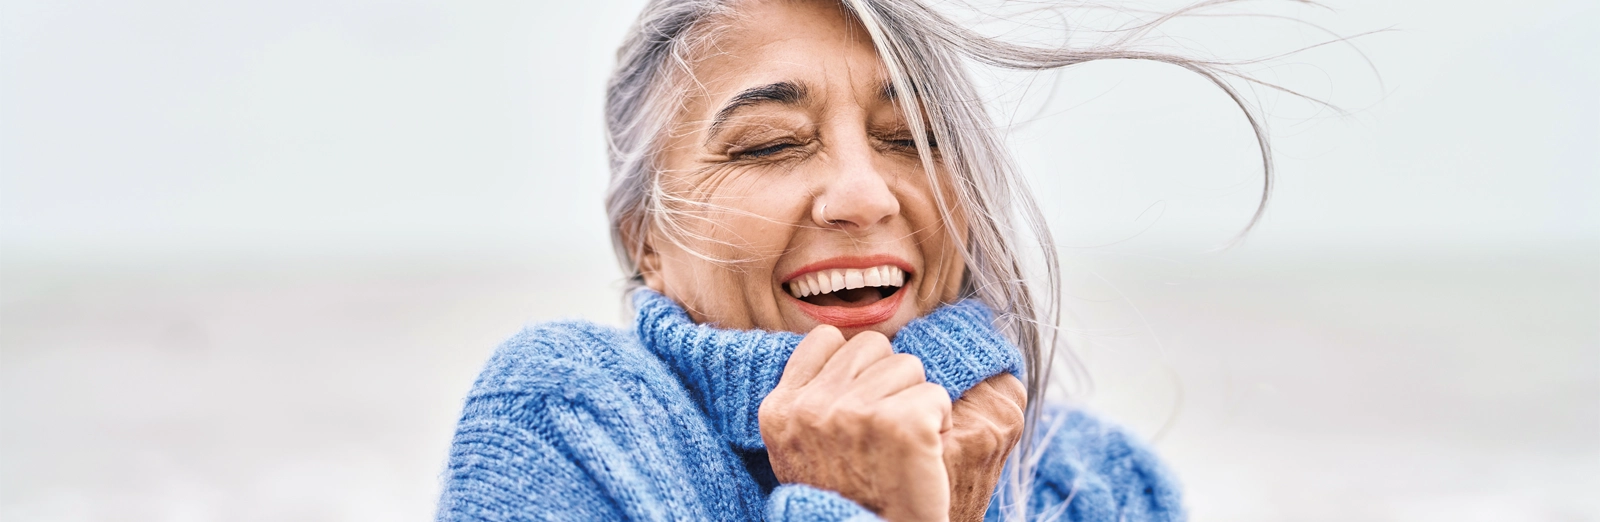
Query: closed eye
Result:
<box><xmin>734</xmin><ymin>142</ymin><xmax>798</xmax><ymax>159</ymax></box>
<box><xmin>885</xmin><ymin>136</ymin><xmax>936</xmax><ymax>151</ymax></box>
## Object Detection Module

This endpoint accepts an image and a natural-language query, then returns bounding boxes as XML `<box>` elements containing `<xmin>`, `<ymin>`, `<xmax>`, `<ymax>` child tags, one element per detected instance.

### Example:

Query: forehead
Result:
<box><xmin>686</xmin><ymin>0</ymin><xmax>889</xmax><ymax>108</ymax></box>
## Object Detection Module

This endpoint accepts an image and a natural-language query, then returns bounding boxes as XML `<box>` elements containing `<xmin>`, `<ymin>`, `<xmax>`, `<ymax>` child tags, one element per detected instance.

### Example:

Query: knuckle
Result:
<box><xmin>1002</xmin><ymin>402</ymin><xmax>1025</xmax><ymax>425</ymax></box>
<box><xmin>759</xmin><ymin>393</ymin><xmax>796</xmax><ymax>422</ymax></box>
<box><xmin>865</xmin><ymin>409</ymin><xmax>899</xmax><ymax>431</ymax></box>
<box><xmin>890</xmin><ymin>352</ymin><xmax>925</xmax><ymax>369</ymax></box>
<box><xmin>996</xmin><ymin>374</ymin><xmax>1027</xmax><ymax>401</ymax></box>
<box><xmin>999</xmin><ymin>417</ymin><xmax>1024</xmax><ymax>440</ymax></box>
<box><xmin>987</xmin><ymin>416</ymin><xmax>1013</xmax><ymax>442</ymax></box>
<box><xmin>867</xmin><ymin>401</ymin><xmax>918</xmax><ymax>426</ymax></box>
<box><xmin>875</xmin><ymin>410</ymin><xmax>935</xmax><ymax>442</ymax></box>
<box><xmin>851</xmin><ymin>330</ymin><xmax>893</xmax><ymax>355</ymax></box>
<box><xmin>789</xmin><ymin>394</ymin><xmax>829</xmax><ymax>424</ymax></box>
<box><xmin>893</xmin><ymin>387</ymin><xmax>949</xmax><ymax>422</ymax></box>
<box><xmin>919</xmin><ymin>382</ymin><xmax>953</xmax><ymax>406</ymax></box>
<box><xmin>834</xmin><ymin>401</ymin><xmax>871</xmax><ymax>423</ymax></box>
<box><xmin>888</xmin><ymin>353</ymin><xmax>928</xmax><ymax>379</ymax></box>
<box><xmin>794</xmin><ymin>406</ymin><xmax>826</xmax><ymax>431</ymax></box>
<box><xmin>757</xmin><ymin>399</ymin><xmax>778</xmax><ymax>421</ymax></box>
<box><xmin>956</xmin><ymin>420</ymin><xmax>1013</xmax><ymax>457</ymax></box>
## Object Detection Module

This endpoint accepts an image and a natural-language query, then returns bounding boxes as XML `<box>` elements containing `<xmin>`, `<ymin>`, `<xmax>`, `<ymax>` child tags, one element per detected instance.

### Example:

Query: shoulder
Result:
<box><xmin>440</xmin><ymin>321</ymin><xmax>721</xmax><ymax>520</ymax></box>
<box><xmin>466</xmin><ymin>319</ymin><xmax>663</xmax><ymax>398</ymax></box>
<box><xmin>1024</xmin><ymin>405</ymin><xmax>1185</xmax><ymax>522</ymax></box>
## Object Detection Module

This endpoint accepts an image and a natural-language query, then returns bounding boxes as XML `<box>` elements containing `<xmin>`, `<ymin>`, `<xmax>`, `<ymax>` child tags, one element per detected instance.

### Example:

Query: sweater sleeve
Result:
<box><xmin>766</xmin><ymin>484</ymin><xmax>882</xmax><ymax>521</ymax></box>
<box><xmin>438</xmin><ymin>393</ymin><xmax>624</xmax><ymax>521</ymax></box>
<box><xmin>437</xmin><ymin>322</ymin><xmax>763</xmax><ymax>521</ymax></box>
<box><xmin>437</xmin><ymin>358</ymin><xmax>674</xmax><ymax>521</ymax></box>
<box><xmin>992</xmin><ymin>406</ymin><xmax>1185</xmax><ymax>522</ymax></box>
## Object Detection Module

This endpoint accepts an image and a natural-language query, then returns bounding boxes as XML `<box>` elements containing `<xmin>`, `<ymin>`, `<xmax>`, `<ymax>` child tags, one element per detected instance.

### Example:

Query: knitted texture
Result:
<box><xmin>437</xmin><ymin>290</ymin><xmax>1185</xmax><ymax>521</ymax></box>
<box><xmin>633</xmin><ymin>289</ymin><xmax>1022</xmax><ymax>450</ymax></box>
<box><xmin>984</xmin><ymin>408</ymin><xmax>1186</xmax><ymax>521</ymax></box>
<box><xmin>767</xmin><ymin>485</ymin><xmax>882</xmax><ymax>521</ymax></box>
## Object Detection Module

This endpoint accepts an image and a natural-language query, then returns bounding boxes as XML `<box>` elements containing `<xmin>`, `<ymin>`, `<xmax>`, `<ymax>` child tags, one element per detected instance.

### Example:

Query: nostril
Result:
<box><xmin>815</xmin><ymin>177</ymin><xmax>900</xmax><ymax>229</ymax></box>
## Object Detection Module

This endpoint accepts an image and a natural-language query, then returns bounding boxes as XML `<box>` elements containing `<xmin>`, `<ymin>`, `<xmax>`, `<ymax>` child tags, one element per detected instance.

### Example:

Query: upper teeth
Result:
<box><xmin>787</xmin><ymin>265</ymin><xmax>906</xmax><ymax>299</ymax></box>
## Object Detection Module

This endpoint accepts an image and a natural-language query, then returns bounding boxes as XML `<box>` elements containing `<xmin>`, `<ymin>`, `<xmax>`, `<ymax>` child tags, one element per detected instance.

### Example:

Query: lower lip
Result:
<box><xmin>788</xmin><ymin>287</ymin><xmax>908</xmax><ymax>328</ymax></box>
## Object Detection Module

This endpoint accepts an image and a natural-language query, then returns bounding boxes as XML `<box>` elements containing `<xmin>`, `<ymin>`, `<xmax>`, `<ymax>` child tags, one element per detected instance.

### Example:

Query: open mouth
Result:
<box><xmin>785</xmin><ymin>265</ymin><xmax>907</xmax><ymax>308</ymax></box>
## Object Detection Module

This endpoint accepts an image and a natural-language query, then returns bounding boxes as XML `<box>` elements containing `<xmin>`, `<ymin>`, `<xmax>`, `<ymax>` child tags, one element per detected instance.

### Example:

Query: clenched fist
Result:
<box><xmin>943</xmin><ymin>374</ymin><xmax>1027</xmax><ymax>522</ymax></box>
<box><xmin>758</xmin><ymin>325</ymin><xmax>953</xmax><ymax>522</ymax></box>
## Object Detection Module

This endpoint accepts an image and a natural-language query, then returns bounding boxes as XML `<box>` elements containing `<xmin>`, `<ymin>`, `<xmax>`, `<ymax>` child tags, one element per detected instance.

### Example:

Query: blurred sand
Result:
<box><xmin>2</xmin><ymin>246</ymin><xmax>1596</xmax><ymax>521</ymax></box>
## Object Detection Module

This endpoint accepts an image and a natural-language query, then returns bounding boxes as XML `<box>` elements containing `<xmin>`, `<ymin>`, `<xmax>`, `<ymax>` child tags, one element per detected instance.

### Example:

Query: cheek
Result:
<box><xmin>704</xmin><ymin>176</ymin><xmax>804</xmax><ymax>255</ymax></box>
<box><xmin>653</xmin><ymin>171</ymin><xmax>808</xmax><ymax>328</ymax></box>
<box><xmin>902</xmin><ymin>173</ymin><xmax>968</xmax><ymax>303</ymax></box>
<box><xmin>660</xmin><ymin>168</ymin><xmax>809</xmax><ymax>279</ymax></box>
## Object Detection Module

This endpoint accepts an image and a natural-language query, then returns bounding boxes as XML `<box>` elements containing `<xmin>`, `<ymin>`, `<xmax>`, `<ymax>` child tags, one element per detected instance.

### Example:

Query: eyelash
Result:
<box><xmin>885</xmin><ymin>136</ymin><xmax>937</xmax><ymax>151</ymax></box>
<box><xmin>727</xmin><ymin>135</ymin><xmax>936</xmax><ymax>161</ymax></box>
<box><xmin>733</xmin><ymin>142</ymin><xmax>798</xmax><ymax>159</ymax></box>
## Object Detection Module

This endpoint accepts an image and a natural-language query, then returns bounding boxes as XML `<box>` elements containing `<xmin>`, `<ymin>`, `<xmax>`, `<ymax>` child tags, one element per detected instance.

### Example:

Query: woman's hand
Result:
<box><xmin>942</xmin><ymin>374</ymin><xmax>1027</xmax><ymax>522</ymax></box>
<box><xmin>759</xmin><ymin>325</ymin><xmax>953</xmax><ymax>522</ymax></box>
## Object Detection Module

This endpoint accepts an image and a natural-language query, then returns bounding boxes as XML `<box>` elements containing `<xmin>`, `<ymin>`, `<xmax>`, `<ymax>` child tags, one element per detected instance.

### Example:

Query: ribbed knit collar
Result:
<box><xmin>632</xmin><ymin>289</ymin><xmax>1023</xmax><ymax>451</ymax></box>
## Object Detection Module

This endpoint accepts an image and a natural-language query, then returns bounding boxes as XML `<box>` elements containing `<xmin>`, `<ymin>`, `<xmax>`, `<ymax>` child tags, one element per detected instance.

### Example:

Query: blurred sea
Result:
<box><xmin>3</xmin><ymin>246</ymin><xmax>1594</xmax><ymax>521</ymax></box>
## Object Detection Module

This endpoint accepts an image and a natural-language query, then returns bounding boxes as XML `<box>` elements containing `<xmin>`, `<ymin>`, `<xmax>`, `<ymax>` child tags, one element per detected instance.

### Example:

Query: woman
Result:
<box><xmin>440</xmin><ymin>0</ymin><xmax>1271</xmax><ymax>520</ymax></box>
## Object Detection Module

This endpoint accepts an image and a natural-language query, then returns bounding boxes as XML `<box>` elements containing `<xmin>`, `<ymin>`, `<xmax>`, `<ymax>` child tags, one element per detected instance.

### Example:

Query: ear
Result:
<box><xmin>624</xmin><ymin>222</ymin><xmax>666</xmax><ymax>293</ymax></box>
<box><xmin>639</xmin><ymin>244</ymin><xmax>665</xmax><ymax>293</ymax></box>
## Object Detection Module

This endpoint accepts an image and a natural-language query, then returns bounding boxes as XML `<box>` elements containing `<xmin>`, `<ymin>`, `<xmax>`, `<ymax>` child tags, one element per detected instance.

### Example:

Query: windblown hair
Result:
<box><xmin>603</xmin><ymin>0</ymin><xmax>1289</xmax><ymax>518</ymax></box>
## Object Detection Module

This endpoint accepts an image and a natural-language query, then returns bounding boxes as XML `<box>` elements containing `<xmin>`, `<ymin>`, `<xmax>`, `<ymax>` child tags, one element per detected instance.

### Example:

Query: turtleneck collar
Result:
<box><xmin>632</xmin><ymin>289</ymin><xmax>1023</xmax><ymax>451</ymax></box>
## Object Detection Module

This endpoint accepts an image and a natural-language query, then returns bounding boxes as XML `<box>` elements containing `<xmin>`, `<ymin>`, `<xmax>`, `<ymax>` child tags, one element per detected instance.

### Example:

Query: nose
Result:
<box><xmin>812</xmin><ymin>153</ymin><xmax>900</xmax><ymax>230</ymax></box>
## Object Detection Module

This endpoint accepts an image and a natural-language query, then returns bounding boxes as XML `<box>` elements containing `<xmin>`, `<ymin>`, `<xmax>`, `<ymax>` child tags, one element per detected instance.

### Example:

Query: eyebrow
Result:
<box><xmin>702</xmin><ymin>80</ymin><xmax>901</xmax><ymax>140</ymax></box>
<box><xmin>722</xmin><ymin>82</ymin><xmax>809</xmax><ymax>113</ymax></box>
<box><xmin>879</xmin><ymin>80</ymin><xmax>897</xmax><ymax>102</ymax></box>
<box><xmin>707</xmin><ymin>81</ymin><xmax>811</xmax><ymax>135</ymax></box>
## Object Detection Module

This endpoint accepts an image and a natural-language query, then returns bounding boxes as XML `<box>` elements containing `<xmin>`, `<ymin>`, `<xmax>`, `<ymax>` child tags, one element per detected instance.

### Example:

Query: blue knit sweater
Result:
<box><xmin>438</xmin><ymin>290</ymin><xmax>1184</xmax><ymax>521</ymax></box>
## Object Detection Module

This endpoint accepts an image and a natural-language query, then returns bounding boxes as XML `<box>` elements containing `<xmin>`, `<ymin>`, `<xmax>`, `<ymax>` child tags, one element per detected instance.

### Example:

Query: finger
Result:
<box><xmin>882</xmin><ymin>381</ymin><xmax>953</xmax><ymax>435</ymax></box>
<box><xmin>949</xmin><ymin>379</ymin><xmax>1026</xmax><ymax>448</ymax></box>
<box><xmin>953</xmin><ymin>377</ymin><xmax>1026</xmax><ymax>422</ymax></box>
<box><xmin>988</xmin><ymin>373</ymin><xmax>1028</xmax><ymax>408</ymax></box>
<box><xmin>845</xmin><ymin>353</ymin><xmax>927</xmax><ymax>401</ymax></box>
<box><xmin>955</xmin><ymin>374</ymin><xmax>1027</xmax><ymax>409</ymax></box>
<box><xmin>809</xmin><ymin>330</ymin><xmax>894</xmax><ymax>388</ymax></box>
<box><xmin>773</xmin><ymin>325</ymin><xmax>847</xmax><ymax>390</ymax></box>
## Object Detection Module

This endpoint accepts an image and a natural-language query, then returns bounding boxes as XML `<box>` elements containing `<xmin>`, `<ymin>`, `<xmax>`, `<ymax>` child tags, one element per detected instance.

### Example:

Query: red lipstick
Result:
<box><xmin>789</xmin><ymin>288</ymin><xmax>906</xmax><ymax>328</ymax></box>
<box><xmin>781</xmin><ymin>255</ymin><xmax>913</xmax><ymax>328</ymax></box>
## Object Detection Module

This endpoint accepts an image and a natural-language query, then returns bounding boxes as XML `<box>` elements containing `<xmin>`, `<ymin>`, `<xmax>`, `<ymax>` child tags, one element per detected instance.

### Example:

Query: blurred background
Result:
<box><xmin>2</xmin><ymin>0</ymin><xmax>1594</xmax><ymax>520</ymax></box>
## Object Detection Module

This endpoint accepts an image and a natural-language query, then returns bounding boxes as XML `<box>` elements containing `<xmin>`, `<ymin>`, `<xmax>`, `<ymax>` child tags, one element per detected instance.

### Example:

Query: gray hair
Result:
<box><xmin>604</xmin><ymin>0</ymin><xmax>1296</xmax><ymax>517</ymax></box>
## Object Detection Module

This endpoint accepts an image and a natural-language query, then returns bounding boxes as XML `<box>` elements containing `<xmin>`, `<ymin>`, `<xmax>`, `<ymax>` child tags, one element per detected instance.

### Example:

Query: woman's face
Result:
<box><xmin>638</xmin><ymin>0</ymin><xmax>966</xmax><ymax>338</ymax></box>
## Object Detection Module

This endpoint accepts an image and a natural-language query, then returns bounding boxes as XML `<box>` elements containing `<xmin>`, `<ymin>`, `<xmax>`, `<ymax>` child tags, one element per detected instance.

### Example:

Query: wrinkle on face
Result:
<box><xmin>639</xmin><ymin>0</ymin><xmax>968</xmax><ymax>335</ymax></box>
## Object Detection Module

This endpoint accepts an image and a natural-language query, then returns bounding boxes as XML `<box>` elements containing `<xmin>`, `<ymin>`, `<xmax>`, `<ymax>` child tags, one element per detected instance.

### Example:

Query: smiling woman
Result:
<box><xmin>639</xmin><ymin>5</ymin><xmax>969</xmax><ymax>336</ymax></box>
<box><xmin>437</xmin><ymin>0</ymin><xmax>1273</xmax><ymax>520</ymax></box>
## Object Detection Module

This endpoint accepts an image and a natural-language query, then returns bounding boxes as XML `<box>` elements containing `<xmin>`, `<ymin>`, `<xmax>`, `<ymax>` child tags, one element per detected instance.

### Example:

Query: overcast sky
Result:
<box><xmin>2</xmin><ymin>0</ymin><xmax>1594</xmax><ymax>262</ymax></box>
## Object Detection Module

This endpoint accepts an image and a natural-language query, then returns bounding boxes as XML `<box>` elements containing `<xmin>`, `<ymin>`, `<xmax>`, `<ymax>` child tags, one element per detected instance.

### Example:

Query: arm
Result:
<box><xmin>438</xmin><ymin>322</ymin><xmax>726</xmax><ymax>521</ymax></box>
<box><xmin>440</xmin><ymin>407</ymin><xmax>620</xmax><ymax>520</ymax></box>
<box><xmin>1009</xmin><ymin>406</ymin><xmax>1186</xmax><ymax>522</ymax></box>
<box><xmin>438</xmin><ymin>360</ymin><xmax>669</xmax><ymax>521</ymax></box>
<box><xmin>438</xmin><ymin>323</ymin><xmax>887</xmax><ymax>522</ymax></box>
<box><xmin>441</xmin><ymin>391</ymin><xmax>883</xmax><ymax>522</ymax></box>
